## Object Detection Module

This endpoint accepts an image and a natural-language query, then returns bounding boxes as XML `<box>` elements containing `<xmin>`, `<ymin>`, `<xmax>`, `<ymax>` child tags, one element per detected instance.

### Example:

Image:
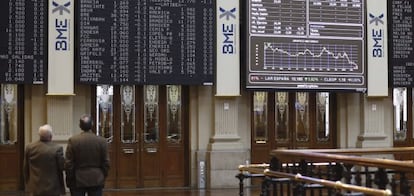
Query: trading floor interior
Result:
<box><xmin>1</xmin><ymin>0</ymin><xmax>413</xmax><ymax>195</ymax></box>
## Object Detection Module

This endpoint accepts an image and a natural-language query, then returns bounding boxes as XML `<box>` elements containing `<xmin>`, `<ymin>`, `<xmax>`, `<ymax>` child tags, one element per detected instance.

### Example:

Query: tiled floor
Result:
<box><xmin>102</xmin><ymin>188</ymin><xmax>260</xmax><ymax>196</ymax></box>
<box><xmin>0</xmin><ymin>187</ymin><xmax>261</xmax><ymax>196</ymax></box>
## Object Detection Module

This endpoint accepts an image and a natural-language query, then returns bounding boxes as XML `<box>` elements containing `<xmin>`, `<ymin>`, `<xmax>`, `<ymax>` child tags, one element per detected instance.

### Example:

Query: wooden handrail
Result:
<box><xmin>238</xmin><ymin>148</ymin><xmax>414</xmax><ymax>195</ymax></box>
<box><xmin>237</xmin><ymin>164</ymin><xmax>392</xmax><ymax>196</ymax></box>
<box><xmin>270</xmin><ymin>149</ymin><xmax>414</xmax><ymax>172</ymax></box>
<box><xmin>264</xmin><ymin>169</ymin><xmax>392</xmax><ymax>196</ymax></box>
<box><xmin>275</xmin><ymin>146</ymin><xmax>414</xmax><ymax>155</ymax></box>
<box><xmin>238</xmin><ymin>163</ymin><xmax>269</xmax><ymax>172</ymax></box>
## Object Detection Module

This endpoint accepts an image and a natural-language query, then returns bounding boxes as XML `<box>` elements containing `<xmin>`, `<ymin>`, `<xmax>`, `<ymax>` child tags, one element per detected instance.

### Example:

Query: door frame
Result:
<box><xmin>0</xmin><ymin>85</ymin><xmax>25</xmax><ymax>191</ymax></box>
<box><xmin>251</xmin><ymin>92</ymin><xmax>337</xmax><ymax>164</ymax></box>
<box><xmin>92</xmin><ymin>85</ymin><xmax>190</xmax><ymax>188</ymax></box>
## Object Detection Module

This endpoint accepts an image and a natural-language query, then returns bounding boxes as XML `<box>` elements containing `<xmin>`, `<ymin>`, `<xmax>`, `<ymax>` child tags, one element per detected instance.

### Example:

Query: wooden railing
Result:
<box><xmin>236</xmin><ymin>164</ymin><xmax>269</xmax><ymax>195</ymax></box>
<box><xmin>237</xmin><ymin>147</ymin><xmax>414</xmax><ymax>196</ymax></box>
<box><xmin>270</xmin><ymin>148</ymin><xmax>414</xmax><ymax>172</ymax></box>
<box><xmin>265</xmin><ymin>169</ymin><xmax>391</xmax><ymax>195</ymax></box>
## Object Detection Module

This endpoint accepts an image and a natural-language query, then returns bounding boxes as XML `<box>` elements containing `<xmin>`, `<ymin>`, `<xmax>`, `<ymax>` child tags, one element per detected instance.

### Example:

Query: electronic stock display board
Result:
<box><xmin>77</xmin><ymin>0</ymin><xmax>214</xmax><ymax>85</ymax></box>
<box><xmin>0</xmin><ymin>0</ymin><xmax>47</xmax><ymax>84</ymax></box>
<box><xmin>246</xmin><ymin>0</ymin><xmax>366</xmax><ymax>91</ymax></box>
<box><xmin>389</xmin><ymin>0</ymin><xmax>414</xmax><ymax>87</ymax></box>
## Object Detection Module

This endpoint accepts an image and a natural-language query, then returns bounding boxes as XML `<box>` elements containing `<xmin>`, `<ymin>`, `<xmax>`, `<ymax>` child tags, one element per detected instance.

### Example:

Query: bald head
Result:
<box><xmin>38</xmin><ymin>124</ymin><xmax>53</xmax><ymax>142</ymax></box>
<box><xmin>79</xmin><ymin>114</ymin><xmax>93</xmax><ymax>132</ymax></box>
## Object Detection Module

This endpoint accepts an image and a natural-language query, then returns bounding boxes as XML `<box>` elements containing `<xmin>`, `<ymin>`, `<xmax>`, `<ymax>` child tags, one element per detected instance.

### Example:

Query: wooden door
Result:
<box><xmin>0</xmin><ymin>85</ymin><xmax>23</xmax><ymax>191</ymax></box>
<box><xmin>141</xmin><ymin>85</ymin><xmax>188</xmax><ymax>187</ymax></box>
<box><xmin>141</xmin><ymin>85</ymin><xmax>161</xmax><ymax>186</ymax></box>
<box><xmin>251</xmin><ymin>91</ymin><xmax>337</xmax><ymax>165</ymax></box>
<box><xmin>117</xmin><ymin>85</ymin><xmax>140</xmax><ymax>188</ymax></box>
<box><xmin>94</xmin><ymin>85</ymin><xmax>188</xmax><ymax>189</ymax></box>
<box><xmin>160</xmin><ymin>85</ymin><xmax>188</xmax><ymax>187</ymax></box>
<box><xmin>392</xmin><ymin>88</ymin><xmax>414</xmax><ymax>161</ymax></box>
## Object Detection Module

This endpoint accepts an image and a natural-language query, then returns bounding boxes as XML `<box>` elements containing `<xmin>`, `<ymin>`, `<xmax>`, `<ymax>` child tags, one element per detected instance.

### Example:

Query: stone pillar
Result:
<box><xmin>209</xmin><ymin>97</ymin><xmax>242</xmax><ymax>150</ymax></box>
<box><xmin>356</xmin><ymin>96</ymin><xmax>392</xmax><ymax>148</ymax></box>
<box><xmin>47</xmin><ymin>96</ymin><xmax>74</xmax><ymax>141</ymax></box>
<box><xmin>207</xmin><ymin>97</ymin><xmax>248</xmax><ymax>188</ymax></box>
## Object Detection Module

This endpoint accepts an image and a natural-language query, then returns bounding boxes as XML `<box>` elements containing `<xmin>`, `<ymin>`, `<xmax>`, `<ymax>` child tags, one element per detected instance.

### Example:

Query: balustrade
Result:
<box><xmin>237</xmin><ymin>147</ymin><xmax>414</xmax><ymax>195</ymax></box>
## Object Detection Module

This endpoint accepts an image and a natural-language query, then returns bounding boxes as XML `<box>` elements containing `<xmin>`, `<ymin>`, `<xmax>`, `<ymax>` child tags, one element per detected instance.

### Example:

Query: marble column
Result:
<box><xmin>47</xmin><ymin>96</ymin><xmax>74</xmax><ymax>141</ymax></box>
<box><xmin>207</xmin><ymin>96</ymin><xmax>248</xmax><ymax>188</ymax></box>
<box><xmin>209</xmin><ymin>97</ymin><xmax>243</xmax><ymax>150</ymax></box>
<box><xmin>356</xmin><ymin>96</ymin><xmax>392</xmax><ymax>148</ymax></box>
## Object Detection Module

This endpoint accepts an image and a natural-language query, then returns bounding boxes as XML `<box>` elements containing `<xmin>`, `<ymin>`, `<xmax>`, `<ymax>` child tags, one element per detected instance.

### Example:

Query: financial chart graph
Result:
<box><xmin>246</xmin><ymin>0</ymin><xmax>365</xmax><ymax>90</ymax></box>
<box><xmin>262</xmin><ymin>42</ymin><xmax>359</xmax><ymax>71</ymax></box>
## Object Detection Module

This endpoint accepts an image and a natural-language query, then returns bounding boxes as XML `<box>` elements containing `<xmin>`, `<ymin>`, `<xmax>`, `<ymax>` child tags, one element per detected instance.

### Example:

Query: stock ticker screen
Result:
<box><xmin>246</xmin><ymin>0</ymin><xmax>366</xmax><ymax>91</ymax></box>
<box><xmin>0</xmin><ymin>0</ymin><xmax>47</xmax><ymax>84</ymax></box>
<box><xmin>77</xmin><ymin>0</ymin><xmax>214</xmax><ymax>85</ymax></box>
<box><xmin>389</xmin><ymin>0</ymin><xmax>414</xmax><ymax>87</ymax></box>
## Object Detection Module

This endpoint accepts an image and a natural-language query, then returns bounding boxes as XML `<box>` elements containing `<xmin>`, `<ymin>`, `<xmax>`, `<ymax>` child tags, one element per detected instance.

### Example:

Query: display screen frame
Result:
<box><xmin>245</xmin><ymin>0</ymin><xmax>367</xmax><ymax>92</ymax></box>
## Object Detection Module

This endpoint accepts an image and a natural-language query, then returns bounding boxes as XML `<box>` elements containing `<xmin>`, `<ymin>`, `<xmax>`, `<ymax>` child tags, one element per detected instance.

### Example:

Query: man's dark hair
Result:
<box><xmin>79</xmin><ymin>114</ymin><xmax>93</xmax><ymax>131</ymax></box>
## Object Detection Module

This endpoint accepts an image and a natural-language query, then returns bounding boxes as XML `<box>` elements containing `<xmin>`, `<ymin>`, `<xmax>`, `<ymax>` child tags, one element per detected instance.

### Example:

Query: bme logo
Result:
<box><xmin>52</xmin><ymin>1</ymin><xmax>71</xmax><ymax>51</ymax></box>
<box><xmin>220</xmin><ymin>7</ymin><xmax>236</xmax><ymax>54</ymax></box>
<box><xmin>369</xmin><ymin>13</ymin><xmax>384</xmax><ymax>58</ymax></box>
<box><xmin>52</xmin><ymin>1</ymin><xmax>70</xmax><ymax>15</ymax></box>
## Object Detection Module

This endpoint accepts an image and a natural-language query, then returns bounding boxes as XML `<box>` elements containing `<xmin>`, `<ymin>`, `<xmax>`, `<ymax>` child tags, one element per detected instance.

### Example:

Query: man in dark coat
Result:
<box><xmin>23</xmin><ymin>124</ymin><xmax>65</xmax><ymax>196</ymax></box>
<box><xmin>65</xmin><ymin>114</ymin><xmax>110</xmax><ymax>196</ymax></box>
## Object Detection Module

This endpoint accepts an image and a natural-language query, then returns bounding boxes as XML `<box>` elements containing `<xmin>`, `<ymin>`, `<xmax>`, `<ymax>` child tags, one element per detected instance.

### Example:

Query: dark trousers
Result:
<box><xmin>33</xmin><ymin>195</ymin><xmax>59</xmax><ymax>196</ymax></box>
<box><xmin>70</xmin><ymin>186</ymin><xmax>103</xmax><ymax>196</ymax></box>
